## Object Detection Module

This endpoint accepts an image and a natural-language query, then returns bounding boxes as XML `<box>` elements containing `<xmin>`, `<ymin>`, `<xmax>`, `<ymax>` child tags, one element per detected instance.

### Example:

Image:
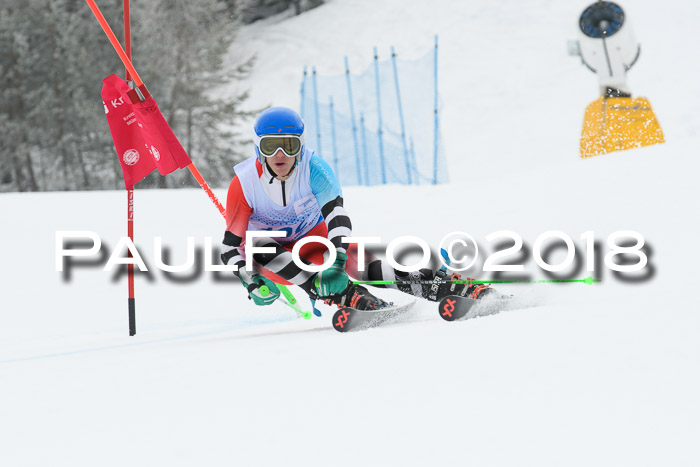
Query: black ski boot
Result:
<box><xmin>322</xmin><ymin>283</ymin><xmax>391</xmax><ymax>311</ymax></box>
<box><xmin>395</xmin><ymin>269</ymin><xmax>494</xmax><ymax>302</ymax></box>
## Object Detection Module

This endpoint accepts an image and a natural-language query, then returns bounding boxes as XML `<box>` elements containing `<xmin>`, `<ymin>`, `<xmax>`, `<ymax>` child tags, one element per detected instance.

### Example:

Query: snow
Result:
<box><xmin>2</xmin><ymin>0</ymin><xmax>700</xmax><ymax>465</ymax></box>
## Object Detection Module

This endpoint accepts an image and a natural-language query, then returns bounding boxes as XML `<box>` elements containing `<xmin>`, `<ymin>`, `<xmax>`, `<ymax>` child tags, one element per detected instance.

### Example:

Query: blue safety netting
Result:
<box><xmin>300</xmin><ymin>41</ymin><xmax>448</xmax><ymax>186</ymax></box>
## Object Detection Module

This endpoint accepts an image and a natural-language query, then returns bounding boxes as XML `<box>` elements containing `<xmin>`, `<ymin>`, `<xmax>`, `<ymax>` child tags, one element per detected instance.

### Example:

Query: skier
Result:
<box><xmin>221</xmin><ymin>107</ymin><xmax>492</xmax><ymax>311</ymax></box>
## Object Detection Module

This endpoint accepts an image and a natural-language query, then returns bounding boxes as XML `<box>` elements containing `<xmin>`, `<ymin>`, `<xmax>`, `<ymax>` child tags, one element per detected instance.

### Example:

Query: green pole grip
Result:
<box><xmin>259</xmin><ymin>285</ymin><xmax>270</xmax><ymax>297</ymax></box>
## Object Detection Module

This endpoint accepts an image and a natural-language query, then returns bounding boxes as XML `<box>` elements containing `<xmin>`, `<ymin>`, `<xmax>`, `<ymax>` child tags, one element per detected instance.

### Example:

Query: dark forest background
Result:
<box><xmin>0</xmin><ymin>0</ymin><xmax>323</xmax><ymax>192</ymax></box>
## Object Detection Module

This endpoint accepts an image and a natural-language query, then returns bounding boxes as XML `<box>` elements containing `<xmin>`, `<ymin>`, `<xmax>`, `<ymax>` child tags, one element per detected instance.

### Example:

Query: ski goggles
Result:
<box><xmin>254</xmin><ymin>134</ymin><xmax>304</xmax><ymax>157</ymax></box>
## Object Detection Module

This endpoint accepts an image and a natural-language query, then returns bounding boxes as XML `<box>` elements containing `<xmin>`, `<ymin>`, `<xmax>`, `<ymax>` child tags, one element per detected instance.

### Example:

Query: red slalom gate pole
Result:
<box><xmin>127</xmin><ymin>190</ymin><xmax>135</xmax><ymax>336</ymax></box>
<box><xmin>86</xmin><ymin>0</ymin><xmax>224</xmax><ymax>217</ymax></box>
<box><xmin>85</xmin><ymin>0</ymin><xmax>144</xmax><ymax>88</ymax></box>
<box><xmin>124</xmin><ymin>0</ymin><xmax>136</xmax><ymax>336</ymax></box>
<box><xmin>88</xmin><ymin>0</ymin><xmax>304</xmax><ymax>318</ymax></box>
<box><xmin>124</xmin><ymin>0</ymin><xmax>131</xmax><ymax>80</ymax></box>
<box><xmin>187</xmin><ymin>163</ymin><xmax>225</xmax><ymax>215</ymax></box>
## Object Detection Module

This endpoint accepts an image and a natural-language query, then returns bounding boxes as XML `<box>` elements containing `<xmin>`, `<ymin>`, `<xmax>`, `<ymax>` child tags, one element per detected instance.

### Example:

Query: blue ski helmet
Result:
<box><xmin>253</xmin><ymin>107</ymin><xmax>306</xmax><ymax>162</ymax></box>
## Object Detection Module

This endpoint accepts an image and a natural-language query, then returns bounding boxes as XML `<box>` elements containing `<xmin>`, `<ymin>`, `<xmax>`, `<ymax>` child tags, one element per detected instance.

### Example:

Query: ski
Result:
<box><xmin>438</xmin><ymin>294</ymin><xmax>515</xmax><ymax>321</ymax></box>
<box><xmin>332</xmin><ymin>299</ymin><xmax>417</xmax><ymax>333</ymax></box>
<box><xmin>438</xmin><ymin>295</ymin><xmax>478</xmax><ymax>321</ymax></box>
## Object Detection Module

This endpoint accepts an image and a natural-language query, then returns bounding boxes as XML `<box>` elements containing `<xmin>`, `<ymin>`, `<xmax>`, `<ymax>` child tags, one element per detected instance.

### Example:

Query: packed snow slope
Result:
<box><xmin>2</xmin><ymin>0</ymin><xmax>699</xmax><ymax>466</ymax></box>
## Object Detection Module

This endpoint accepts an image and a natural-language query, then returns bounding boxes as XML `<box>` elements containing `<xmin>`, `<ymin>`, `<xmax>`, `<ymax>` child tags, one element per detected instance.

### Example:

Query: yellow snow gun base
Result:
<box><xmin>580</xmin><ymin>96</ymin><xmax>664</xmax><ymax>158</ymax></box>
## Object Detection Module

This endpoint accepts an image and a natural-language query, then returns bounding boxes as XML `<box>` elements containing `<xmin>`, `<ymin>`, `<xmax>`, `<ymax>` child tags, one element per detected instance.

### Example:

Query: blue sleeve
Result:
<box><xmin>309</xmin><ymin>154</ymin><xmax>342</xmax><ymax>207</ymax></box>
<box><xmin>309</xmin><ymin>154</ymin><xmax>352</xmax><ymax>252</ymax></box>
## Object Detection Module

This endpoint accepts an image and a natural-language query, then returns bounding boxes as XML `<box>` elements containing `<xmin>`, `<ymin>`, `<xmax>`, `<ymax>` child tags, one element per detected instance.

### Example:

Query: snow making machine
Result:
<box><xmin>569</xmin><ymin>1</ymin><xmax>664</xmax><ymax>158</ymax></box>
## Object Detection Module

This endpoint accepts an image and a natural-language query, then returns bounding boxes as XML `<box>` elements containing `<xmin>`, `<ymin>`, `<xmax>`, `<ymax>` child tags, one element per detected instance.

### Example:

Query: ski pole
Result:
<box><xmin>280</xmin><ymin>299</ymin><xmax>313</xmax><ymax>320</ymax></box>
<box><xmin>259</xmin><ymin>286</ymin><xmax>312</xmax><ymax>319</ymax></box>
<box><xmin>355</xmin><ymin>276</ymin><xmax>601</xmax><ymax>286</ymax></box>
<box><xmin>259</xmin><ymin>283</ymin><xmax>299</xmax><ymax>304</ymax></box>
<box><xmin>278</xmin><ymin>285</ymin><xmax>298</xmax><ymax>304</ymax></box>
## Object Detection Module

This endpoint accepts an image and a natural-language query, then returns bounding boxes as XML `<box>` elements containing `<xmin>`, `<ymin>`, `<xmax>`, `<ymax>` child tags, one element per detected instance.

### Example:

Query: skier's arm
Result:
<box><xmin>221</xmin><ymin>176</ymin><xmax>282</xmax><ymax>305</ymax></box>
<box><xmin>308</xmin><ymin>155</ymin><xmax>352</xmax><ymax>295</ymax></box>
<box><xmin>221</xmin><ymin>175</ymin><xmax>252</xmax><ymax>275</ymax></box>
<box><xmin>309</xmin><ymin>155</ymin><xmax>352</xmax><ymax>254</ymax></box>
